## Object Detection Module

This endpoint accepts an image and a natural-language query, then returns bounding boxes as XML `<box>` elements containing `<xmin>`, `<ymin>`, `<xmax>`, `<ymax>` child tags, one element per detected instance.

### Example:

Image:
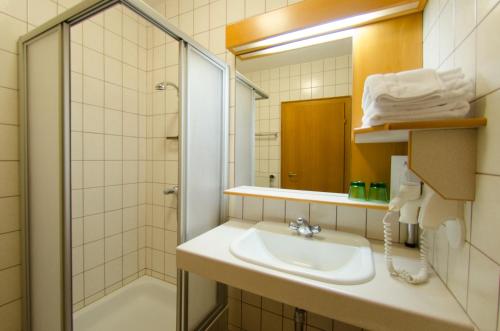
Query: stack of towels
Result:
<box><xmin>362</xmin><ymin>68</ymin><xmax>474</xmax><ymax>127</ymax></box>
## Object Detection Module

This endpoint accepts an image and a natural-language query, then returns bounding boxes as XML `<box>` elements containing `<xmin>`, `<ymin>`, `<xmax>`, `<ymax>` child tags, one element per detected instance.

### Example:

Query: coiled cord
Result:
<box><xmin>383</xmin><ymin>211</ymin><xmax>429</xmax><ymax>284</ymax></box>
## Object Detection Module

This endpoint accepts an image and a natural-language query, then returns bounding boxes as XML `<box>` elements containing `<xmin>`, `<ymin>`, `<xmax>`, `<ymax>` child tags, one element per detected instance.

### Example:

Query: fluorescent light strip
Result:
<box><xmin>239</xmin><ymin>29</ymin><xmax>354</xmax><ymax>59</ymax></box>
<box><xmin>234</xmin><ymin>1</ymin><xmax>419</xmax><ymax>53</ymax></box>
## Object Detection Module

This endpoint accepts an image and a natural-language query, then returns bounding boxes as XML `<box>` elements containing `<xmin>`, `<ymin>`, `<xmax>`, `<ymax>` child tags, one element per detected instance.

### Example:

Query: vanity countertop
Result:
<box><xmin>176</xmin><ymin>219</ymin><xmax>474</xmax><ymax>331</ymax></box>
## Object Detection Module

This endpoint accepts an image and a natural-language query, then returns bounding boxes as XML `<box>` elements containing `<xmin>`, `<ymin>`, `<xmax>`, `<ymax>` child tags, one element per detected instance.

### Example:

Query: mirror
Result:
<box><xmin>234</xmin><ymin>37</ymin><xmax>353</xmax><ymax>193</ymax></box>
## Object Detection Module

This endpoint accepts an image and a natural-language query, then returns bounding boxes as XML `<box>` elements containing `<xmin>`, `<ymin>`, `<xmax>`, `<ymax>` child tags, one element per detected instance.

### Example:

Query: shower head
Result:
<box><xmin>155</xmin><ymin>81</ymin><xmax>179</xmax><ymax>93</ymax></box>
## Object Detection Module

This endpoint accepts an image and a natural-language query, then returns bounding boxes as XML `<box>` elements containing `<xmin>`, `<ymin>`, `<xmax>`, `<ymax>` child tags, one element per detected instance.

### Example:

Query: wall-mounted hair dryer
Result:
<box><xmin>383</xmin><ymin>165</ymin><xmax>465</xmax><ymax>284</ymax></box>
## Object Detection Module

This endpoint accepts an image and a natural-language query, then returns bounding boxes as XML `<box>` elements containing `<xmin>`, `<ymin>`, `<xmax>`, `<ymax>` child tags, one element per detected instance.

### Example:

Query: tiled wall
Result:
<box><xmin>70</xmin><ymin>5</ymin><xmax>150</xmax><ymax>310</ymax></box>
<box><xmin>0</xmin><ymin>0</ymin><xmax>79</xmax><ymax>329</ymax></box>
<box><xmin>227</xmin><ymin>195</ymin><xmax>401</xmax><ymax>331</ymax></box>
<box><xmin>143</xmin><ymin>18</ymin><xmax>179</xmax><ymax>285</ymax></box>
<box><xmin>423</xmin><ymin>0</ymin><xmax>500</xmax><ymax>330</ymax></box>
<box><xmin>242</xmin><ymin>55</ymin><xmax>353</xmax><ymax>187</ymax></box>
<box><xmin>228</xmin><ymin>287</ymin><xmax>368</xmax><ymax>331</ymax></box>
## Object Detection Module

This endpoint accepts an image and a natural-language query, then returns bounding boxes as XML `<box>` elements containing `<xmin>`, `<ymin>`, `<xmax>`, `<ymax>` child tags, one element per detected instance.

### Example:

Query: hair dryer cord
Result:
<box><xmin>383</xmin><ymin>211</ymin><xmax>429</xmax><ymax>284</ymax></box>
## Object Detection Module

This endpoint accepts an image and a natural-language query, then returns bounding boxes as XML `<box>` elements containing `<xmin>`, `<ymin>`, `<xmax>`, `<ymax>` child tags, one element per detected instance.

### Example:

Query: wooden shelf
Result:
<box><xmin>354</xmin><ymin>118</ymin><xmax>487</xmax><ymax>201</ymax></box>
<box><xmin>354</xmin><ymin>118</ymin><xmax>487</xmax><ymax>143</ymax></box>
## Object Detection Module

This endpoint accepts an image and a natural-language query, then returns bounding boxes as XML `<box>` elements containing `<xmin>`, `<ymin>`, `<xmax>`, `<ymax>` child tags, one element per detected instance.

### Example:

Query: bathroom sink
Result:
<box><xmin>229</xmin><ymin>222</ymin><xmax>375</xmax><ymax>285</ymax></box>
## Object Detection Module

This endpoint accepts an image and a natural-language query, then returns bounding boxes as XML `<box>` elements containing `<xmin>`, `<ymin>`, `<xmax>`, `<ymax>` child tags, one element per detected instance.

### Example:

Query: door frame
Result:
<box><xmin>280</xmin><ymin>96</ymin><xmax>352</xmax><ymax>193</ymax></box>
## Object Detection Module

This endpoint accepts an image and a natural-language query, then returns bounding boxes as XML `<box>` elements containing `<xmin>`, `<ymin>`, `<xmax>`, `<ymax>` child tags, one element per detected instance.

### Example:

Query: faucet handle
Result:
<box><xmin>296</xmin><ymin>217</ymin><xmax>306</xmax><ymax>225</ymax></box>
<box><xmin>311</xmin><ymin>225</ymin><xmax>321</xmax><ymax>234</ymax></box>
<box><xmin>289</xmin><ymin>220</ymin><xmax>299</xmax><ymax>230</ymax></box>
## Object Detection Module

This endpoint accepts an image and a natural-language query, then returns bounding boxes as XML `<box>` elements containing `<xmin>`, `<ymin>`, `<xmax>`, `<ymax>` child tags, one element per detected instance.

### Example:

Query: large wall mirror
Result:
<box><xmin>235</xmin><ymin>37</ymin><xmax>353</xmax><ymax>194</ymax></box>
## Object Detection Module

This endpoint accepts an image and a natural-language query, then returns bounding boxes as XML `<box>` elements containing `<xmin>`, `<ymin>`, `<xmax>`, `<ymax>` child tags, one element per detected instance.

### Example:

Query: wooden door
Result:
<box><xmin>281</xmin><ymin>98</ymin><xmax>347</xmax><ymax>193</ymax></box>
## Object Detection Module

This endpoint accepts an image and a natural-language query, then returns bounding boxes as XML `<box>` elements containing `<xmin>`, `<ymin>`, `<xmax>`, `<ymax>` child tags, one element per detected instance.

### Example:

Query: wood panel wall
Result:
<box><xmin>350</xmin><ymin>13</ymin><xmax>423</xmax><ymax>187</ymax></box>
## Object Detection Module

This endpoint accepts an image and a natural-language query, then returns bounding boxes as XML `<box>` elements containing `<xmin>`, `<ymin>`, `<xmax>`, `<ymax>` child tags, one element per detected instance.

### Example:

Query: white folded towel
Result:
<box><xmin>362</xmin><ymin>68</ymin><xmax>470</xmax><ymax>110</ymax></box>
<box><xmin>361</xmin><ymin>68</ymin><xmax>473</xmax><ymax>127</ymax></box>
<box><xmin>364</xmin><ymin>79</ymin><xmax>474</xmax><ymax>114</ymax></box>
<box><xmin>362</xmin><ymin>101</ymin><xmax>470</xmax><ymax>127</ymax></box>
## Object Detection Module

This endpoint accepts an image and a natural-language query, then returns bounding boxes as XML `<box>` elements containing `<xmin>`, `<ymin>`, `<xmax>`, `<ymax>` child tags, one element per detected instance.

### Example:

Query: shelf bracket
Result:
<box><xmin>408</xmin><ymin>129</ymin><xmax>477</xmax><ymax>201</ymax></box>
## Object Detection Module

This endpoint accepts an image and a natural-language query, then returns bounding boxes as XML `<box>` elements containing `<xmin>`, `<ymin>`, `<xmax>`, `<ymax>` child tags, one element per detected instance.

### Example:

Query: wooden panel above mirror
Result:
<box><xmin>226</xmin><ymin>0</ymin><xmax>427</xmax><ymax>55</ymax></box>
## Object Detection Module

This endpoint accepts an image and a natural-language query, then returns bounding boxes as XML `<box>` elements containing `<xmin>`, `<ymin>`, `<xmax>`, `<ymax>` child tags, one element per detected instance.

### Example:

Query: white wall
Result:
<box><xmin>423</xmin><ymin>1</ymin><xmax>500</xmax><ymax>330</ymax></box>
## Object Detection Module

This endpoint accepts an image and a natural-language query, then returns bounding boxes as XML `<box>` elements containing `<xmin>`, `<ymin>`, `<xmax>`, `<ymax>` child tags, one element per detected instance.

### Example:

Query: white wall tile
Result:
<box><xmin>454</xmin><ymin>0</ymin><xmax>476</xmax><ymax>46</ymax></box>
<box><xmin>467</xmin><ymin>246</ymin><xmax>500</xmax><ymax>331</ymax></box>
<box><xmin>245</xmin><ymin>0</ymin><xmax>265</xmax><ymax>18</ymax></box>
<box><xmin>433</xmin><ymin>225</ymin><xmax>449</xmax><ymax>281</ymax></box>
<box><xmin>477</xmin><ymin>0</ymin><xmax>500</xmax><ymax>22</ymax></box>
<box><xmin>263</xmin><ymin>198</ymin><xmax>285</xmax><ymax>222</ymax></box>
<box><xmin>337</xmin><ymin>206</ymin><xmax>366</xmax><ymax>236</ymax></box>
<box><xmin>447</xmin><ymin>242</ymin><xmax>470</xmax><ymax>308</ymax></box>
<box><xmin>366</xmin><ymin>209</ymin><xmax>399</xmax><ymax>242</ymax></box>
<box><xmin>309</xmin><ymin>203</ymin><xmax>336</xmax><ymax>229</ymax></box>
<box><xmin>474</xmin><ymin>90</ymin><xmax>500</xmax><ymax>175</ymax></box>
<box><xmin>285</xmin><ymin>200</ymin><xmax>309</xmax><ymax>222</ymax></box>
<box><xmin>243</xmin><ymin>197</ymin><xmax>263</xmax><ymax>221</ymax></box>
<box><xmin>476</xmin><ymin>2</ymin><xmax>500</xmax><ymax>96</ymax></box>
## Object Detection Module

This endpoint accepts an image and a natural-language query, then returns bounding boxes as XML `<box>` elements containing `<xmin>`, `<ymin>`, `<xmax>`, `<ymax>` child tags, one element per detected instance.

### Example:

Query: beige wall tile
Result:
<box><xmin>467</xmin><ymin>246</ymin><xmax>500</xmax><ymax>331</ymax></box>
<box><xmin>471</xmin><ymin>174</ymin><xmax>500</xmax><ymax>264</ymax></box>
<box><xmin>0</xmin><ymin>197</ymin><xmax>19</xmax><ymax>233</ymax></box>
<box><xmin>228</xmin><ymin>297</ymin><xmax>242</xmax><ymax>327</ymax></box>
<box><xmin>0</xmin><ymin>88</ymin><xmax>18</xmax><ymax>125</ymax></box>
<box><xmin>337</xmin><ymin>206</ymin><xmax>366</xmax><ymax>237</ymax></box>
<box><xmin>475</xmin><ymin>89</ymin><xmax>500</xmax><ymax>175</ymax></box>
<box><xmin>0</xmin><ymin>231</ymin><xmax>20</xmax><ymax>270</ymax></box>
<box><xmin>307</xmin><ymin>312</ymin><xmax>332</xmax><ymax>330</ymax></box>
<box><xmin>285</xmin><ymin>200</ymin><xmax>309</xmax><ymax>222</ymax></box>
<box><xmin>454</xmin><ymin>0</ymin><xmax>476</xmax><ymax>46</ymax></box>
<box><xmin>310</xmin><ymin>203</ymin><xmax>336</xmax><ymax>229</ymax></box>
<box><xmin>0</xmin><ymin>161</ymin><xmax>18</xmax><ymax>197</ymax></box>
<box><xmin>476</xmin><ymin>2</ymin><xmax>500</xmax><ymax>96</ymax></box>
<box><xmin>0</xmin><ymin>265</ymin><xmax>21</xmax><ymax>305</ymax></box>
<box><xmin>0</xmin><ymin>299</ymin><xmax>21</xmax><ymax>331</ymax></box>
<box><xmin>262</xmin><ymin>310</ymin><xmax>282</xmax><ymax>331</ymax></box>
<box><xmin>433</xmin><ymin>225</ymin><xmax>449</xmax><ymax>281</ymax></box>
<box><xmin>447</xmin><ymin>242</ymin><xmax>470</xmax><ymax>308</ymax></box>
<box><xmin>477</xmin><ymin>0</ymin><xmax>500</xmax><ymax>22</ymax></box>
<box><xmin>243</xmin><ymin>196</ymin><xmax>263</xmax><ymax>221</ymax></box>
<box><xmin>366</xmin><ymin>208</ymin><xmax>399</xmax><ymax>242</ymax></box>
<box><xmin>263</xmin><ymin>198</ymin><xmax>285</xmax><ymax>222</ymax></box>
<box><xmin>242</xmin><ymin>303</ymin><xmax>261</xmax><ymax>331</ymax></box>
<box><xmin>242</xmin><ymin>290</ymin><xmax>261</xmax><ymax>307</ymax></box>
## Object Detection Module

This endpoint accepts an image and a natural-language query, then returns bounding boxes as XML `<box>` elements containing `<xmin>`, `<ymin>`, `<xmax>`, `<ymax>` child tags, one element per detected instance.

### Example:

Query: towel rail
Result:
<box><xmin>255</xmin><ymin>132</ymin><xmax>278</xmax><ymax>138</ymax></box>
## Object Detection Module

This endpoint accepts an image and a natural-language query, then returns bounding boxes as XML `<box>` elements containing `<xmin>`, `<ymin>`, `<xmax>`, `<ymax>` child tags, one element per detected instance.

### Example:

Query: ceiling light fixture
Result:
<box><xmin>234</xmin><ymin>1</ymin><xmax>419</xmax><ymax>54</ymax></box>
<box><xmin>239</xmin><ymin>29</ymin><xmax>354</xmax><ymax>60</ymax></box>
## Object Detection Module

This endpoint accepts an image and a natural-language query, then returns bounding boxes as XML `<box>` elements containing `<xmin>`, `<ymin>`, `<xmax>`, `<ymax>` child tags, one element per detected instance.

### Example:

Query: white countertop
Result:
<box><xmin>176</xmin><ymin>219</ymin><xmax>473</xmax><ymax>331</ymax></box>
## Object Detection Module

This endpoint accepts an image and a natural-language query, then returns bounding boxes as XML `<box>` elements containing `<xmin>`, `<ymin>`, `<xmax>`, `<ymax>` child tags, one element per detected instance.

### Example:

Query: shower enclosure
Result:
<box><xmin>18</xmin><ymin>1</ymin><xmax>228</xmax><ymax>330</ymax></box>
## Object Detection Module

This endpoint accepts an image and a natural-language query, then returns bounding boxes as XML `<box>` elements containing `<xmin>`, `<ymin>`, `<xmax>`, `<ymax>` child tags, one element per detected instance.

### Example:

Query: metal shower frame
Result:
<box><xmin>18</xmin><ymin>0</ymin><xmax>229</xmax><ymax>330</ymax></box>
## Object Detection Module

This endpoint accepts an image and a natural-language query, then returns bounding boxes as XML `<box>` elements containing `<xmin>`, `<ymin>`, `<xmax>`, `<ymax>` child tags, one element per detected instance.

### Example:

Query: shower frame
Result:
<box><xmin>18</xmin><ymin>1</ymin><xmax>229</xmax><ymax>330</ymax></box>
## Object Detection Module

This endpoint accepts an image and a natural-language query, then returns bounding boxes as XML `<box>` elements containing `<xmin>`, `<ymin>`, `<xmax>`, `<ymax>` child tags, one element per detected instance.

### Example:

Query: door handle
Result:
<box><xmin>288</xmin><ymin>172</ymin><xmax>297</xmax><ymax>177</ymax></box>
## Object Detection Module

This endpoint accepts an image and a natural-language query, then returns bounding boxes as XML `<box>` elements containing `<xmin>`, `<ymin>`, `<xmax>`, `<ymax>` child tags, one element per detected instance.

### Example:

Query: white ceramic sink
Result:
<box><xmin>229</xmin><ymin>222</ymin><xmax>375</xmax><ymax>285</ymax></box>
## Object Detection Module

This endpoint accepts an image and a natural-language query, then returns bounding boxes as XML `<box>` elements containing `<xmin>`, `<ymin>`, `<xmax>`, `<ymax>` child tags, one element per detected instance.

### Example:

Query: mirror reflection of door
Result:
<box><xmin>281</xmin><ymin>97</ymin><xmax>350</xmax><ymax>193</ymax></box>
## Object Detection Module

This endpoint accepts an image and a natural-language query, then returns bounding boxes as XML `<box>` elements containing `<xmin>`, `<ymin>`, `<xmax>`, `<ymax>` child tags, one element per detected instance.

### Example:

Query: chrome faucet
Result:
<box><xmin>289</xmin><ymin>217</ymin><xmax>321</xmax><ymax>238</ymax></box>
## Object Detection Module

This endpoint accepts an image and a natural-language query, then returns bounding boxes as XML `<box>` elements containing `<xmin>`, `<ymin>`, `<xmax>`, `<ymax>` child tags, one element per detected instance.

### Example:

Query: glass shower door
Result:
<box><xmin>178</xmin><ymin>44</ymin><xmax>228</xmax><ymax>330</ymax></box>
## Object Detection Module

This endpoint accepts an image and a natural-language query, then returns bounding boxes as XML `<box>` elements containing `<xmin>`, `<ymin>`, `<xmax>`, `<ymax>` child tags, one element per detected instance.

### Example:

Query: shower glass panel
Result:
<box><xmin>179</xmin><ymin>45</ymin><xmax>227</xmax><ymax>330</ymax></box>
<box><xmin>23</xmin><ymin>25</ymin><xmax>69</xmax><ymax>331</ymax></box>
<box><xmin>235</xmin><ymin>80</ymin><xmax>255</xmax><ymax>186</ymax></box>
